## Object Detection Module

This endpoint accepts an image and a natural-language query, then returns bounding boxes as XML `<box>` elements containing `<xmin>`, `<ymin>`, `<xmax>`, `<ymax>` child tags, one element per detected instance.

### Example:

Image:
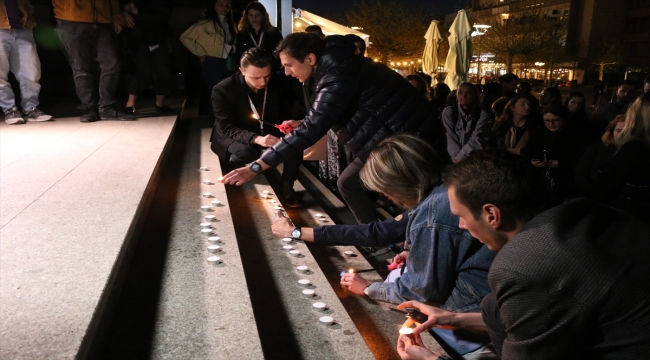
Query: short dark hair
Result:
<box><xmin>304</xmin><ymin>25</ymin><xmax>325</xmax><ymax>38</ymax></box>
<box><xmin>499</xmin><ymin>73</ymin><xmax>519</xmax><ymax>85</ymax></box>
<box><xmin>274</xmin><ymin>32</ymin><xmax>324</xmax><ymax>61</ymax></box>
<box><xmin>444</xmin><ymin>150</ymin><xmax>549</xmax><ymax>221</ymax></box>
<box><xmin>517</xmin><ymin>81</ymin><xmax>532</xmax><ymax>93</ymax></box>
<box><xmin>344</xmin><ymin>34</ymin><xmax>366</xmax><ymax>54</ymax></box>
<box><xmin>240</xmin><ymin>47</ymin><xmax>273</xmax><ymax>69</ymax></box>
<box><xmin>542</xmin><ymin>103</ymin><xmax>568</xmax><ymax>118</ymax></box>
<box><xmin>619</xmin><ymin>79</ymin><xmax>639</xmax><ymax>89</ymax></box>
<box><xmin>644</xmin><ymin>76</ymin><xmax>650</xmax><ymax>85</ymax></box>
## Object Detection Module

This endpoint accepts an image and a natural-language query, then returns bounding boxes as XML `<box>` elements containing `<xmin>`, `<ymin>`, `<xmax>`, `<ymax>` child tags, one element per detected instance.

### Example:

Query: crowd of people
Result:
<box><xmin>4</xmin><ymin>1</ymin><xmax>650</xmax><ymax>359</ymax></box>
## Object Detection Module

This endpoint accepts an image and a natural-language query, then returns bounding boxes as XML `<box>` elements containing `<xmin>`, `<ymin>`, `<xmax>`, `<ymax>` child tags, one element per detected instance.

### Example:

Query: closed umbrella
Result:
<box><xmin>444</xmin><ymin>10</ymin><xmax>473</xmax><ymax>90</ymax></box>
<box><xmin>422</xmin><ymin>20</ymin><xmax>442</xmax><ymax>82</ymax></box>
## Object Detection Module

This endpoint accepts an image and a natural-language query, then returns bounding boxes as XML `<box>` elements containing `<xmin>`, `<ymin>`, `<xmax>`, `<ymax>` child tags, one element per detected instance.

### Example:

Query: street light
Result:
<box><xmin>548</xmin><ymin>23</ymin><xmax>562</xmax><ymax>86</ymax></box>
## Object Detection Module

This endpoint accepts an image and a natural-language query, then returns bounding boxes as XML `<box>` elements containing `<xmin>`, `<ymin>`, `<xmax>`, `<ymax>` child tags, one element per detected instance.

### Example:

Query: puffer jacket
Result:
<box><xmin>52</xmin><ymin>0</ymin><xmax>123</xmax><ymax>24</ymax></box>
<box><xmin>260</xmin><ymin>35</ymin><xmax>437</xmax><ymax>167</ymax></box>
<box><xmin>0</xmin><ymin>0</ymin><xmax>36</xmax><ymax>30</ymax></box>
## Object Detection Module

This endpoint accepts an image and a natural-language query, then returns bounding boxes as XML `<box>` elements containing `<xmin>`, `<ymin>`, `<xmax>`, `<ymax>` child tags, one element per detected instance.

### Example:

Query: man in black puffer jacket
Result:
<box><xmin>222</xmin><ymin>33</ymin><xmax>438</xmax><ymax>223</ymax></box>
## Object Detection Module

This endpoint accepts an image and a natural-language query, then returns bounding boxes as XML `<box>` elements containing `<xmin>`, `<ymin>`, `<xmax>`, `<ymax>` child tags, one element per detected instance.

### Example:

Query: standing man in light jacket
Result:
<box><xmin>53</xmin><ymin>0</ymin><xmax>134</xmax><ymax>122</ymax></box>
<box><xmin>1</xmin><ymin>0</ymin><xmax>52</xmax><ymax>124</ymax></box>
<box><xmin>221</xmin><ymin>33</ymin><xmax>437</xmax><ymax>224</ymax></box>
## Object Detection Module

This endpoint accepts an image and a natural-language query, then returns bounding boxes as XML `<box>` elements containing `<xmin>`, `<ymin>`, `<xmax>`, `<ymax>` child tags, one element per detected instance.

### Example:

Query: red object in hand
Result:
<box><xmin>387</xmin><ymin>263</ymin><xmax>399</xmax><ymax>271</ymax></box>
<box><xmin>275</xmin><ymin>124</ymin><xmax>293</xmax><ymax>134</ymax></box>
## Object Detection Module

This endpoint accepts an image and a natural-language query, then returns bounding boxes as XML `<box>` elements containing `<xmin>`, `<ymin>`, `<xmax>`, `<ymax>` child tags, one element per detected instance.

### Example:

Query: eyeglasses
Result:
<box><xmin>544</xmin><ymin>119</ymin><xmax>561</xmax><ymax>124</ymax></box>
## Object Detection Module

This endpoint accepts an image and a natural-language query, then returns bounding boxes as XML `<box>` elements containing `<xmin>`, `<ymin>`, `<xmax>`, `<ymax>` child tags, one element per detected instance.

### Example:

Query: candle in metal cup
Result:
<box><xmin>319</xmin><ymin>316</ymin><xmax>334</xmax><ymax>325</ymax></box>
<box><xmin>201</xmin><ymin>228</ymin><xmax>213</xmax><ymax>236</ymax></box>
<box><xmin>201</xmin><ymin>205</ymin><xmax>211</xmax><ymax>211</ymax></box>
<box><xmin>199</xmin><ymin>167</ymin><xmax>209</xmax><ymax>171</ymax></box>
<box><xmin>312</xmin><ymin>302</ymin><xmax>327</xmax><ymax>311</ymax></box>
<box><xmin>203</xmin><ymin>179</ymin><xmax>211</xmax><ymax>184</ymax></box>
<box><xmin>296</xmin><ymin>265</ymin><xmax>309</xmax><ymax>272</ymax></box>
<box><xmin>281</xmin><ymin>238</ymin><xmax>293</xmax><ymax>243</ymax></box>
<box><xmin>205</xmin><ymin>215</ymin><xmax>216</xmax><ymax>221</ymax></box>
<box><xmin>289</xmin><ymin>250</ymin><xmax>301</xmax><ymax>256</ymax></box>
<box><xmin>200</xmin><ymin>222</ymin><xmax>212</xmax><ymax>229</ymax></box>
<box><xmin>298</xmin><ymin>279</ymin><xmax>311</xmax><ymax>286</ymax></box>
<box><xmin>202</xmin><ymin>193</ymin><xmax>212</xmax><ymax>198</ymax></box>
<box><xmin>208</xmin><ymin>236</ymin><xmax>221</xmax><ymax>244</ymax></box>
<box><xmin>273</xmin><ymin>206</ymin><xmax>283</xmax><ymax>211</ymax></box>
<box><xmin>282</xmin><ymin>245</ymin><xmax>293</xmax><ymax>251</ymax></box>
<box><xmin>207</xmin><ymin>256</ymin><xmax>221</xmax><ymax>265</ymax></box>
<box><xmin>212</xmin><ymin>200</ymin><xmax>222</xmax><ymax>206</ymax></box>
<box><xmin>207</xmin><ymin>245</ymin><xmax>221</xmax><ymax>253</ymax></box>
<box><xmin>344</xmin><ymin>250</ymin><xmax>354</xmax><ymax>256</ymax></box>
<box><xmin>302</xmin><ymin>289</ymin><xmax>315</xmax><ymax>297</ymax></box>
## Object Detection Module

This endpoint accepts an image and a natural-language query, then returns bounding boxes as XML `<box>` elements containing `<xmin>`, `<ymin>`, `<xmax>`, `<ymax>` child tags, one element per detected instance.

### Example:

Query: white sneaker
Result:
<box><xmin>24</xmin><ymin>108</ymin><xmax>53</xmax><ymax>122</ymax></box>
<box><xmin>4</xmin><ymin>107</ymin><xmax>25</xmax><ymax>124</ymax></box>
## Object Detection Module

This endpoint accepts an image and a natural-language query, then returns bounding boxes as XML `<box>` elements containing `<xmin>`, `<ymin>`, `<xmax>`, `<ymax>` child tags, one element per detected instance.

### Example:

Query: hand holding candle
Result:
<box><xmin>340</xmin><ymin>271</ymin><xmax>371</xmax><ymax>295</ymax></box>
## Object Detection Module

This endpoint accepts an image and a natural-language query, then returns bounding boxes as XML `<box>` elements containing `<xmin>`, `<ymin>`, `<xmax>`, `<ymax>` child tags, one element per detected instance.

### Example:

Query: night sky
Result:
<box><xmin>292</xmin><ymin>0</ymin><xmax>472</xmax><ymax>21</ymax></box>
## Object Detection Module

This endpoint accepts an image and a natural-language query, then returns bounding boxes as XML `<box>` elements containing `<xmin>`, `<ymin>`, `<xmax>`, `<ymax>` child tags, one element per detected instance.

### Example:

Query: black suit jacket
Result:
<box><xmin>210</xmin><ymin>72</ymin><xmax>300</xmax><ymax>160</ymax></box>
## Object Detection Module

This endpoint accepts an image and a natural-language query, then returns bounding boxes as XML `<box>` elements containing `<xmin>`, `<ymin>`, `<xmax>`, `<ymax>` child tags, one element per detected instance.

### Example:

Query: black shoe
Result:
<box><xmin>155</xmin><ymin>105</ymin><xmax>174</xmax><ymax>113</ymax></box>
<box><xmin>280</xmin><ymin>181</ymin><xmax>304</xmax><ymax>208</ymax></box>
<box><xmin>99</xmin><ymin>107</ymin><xmax>135</xmax><ymax>121</ymax></box>
<box><xmin>81</xmin><ymin>107</ymin><xmax>99</xmax><ymax>122</ymax></box>
<box><xmin>124</xmin><ymin>106</ymin><xmax>135</xmax><ymax>115</ymax></box>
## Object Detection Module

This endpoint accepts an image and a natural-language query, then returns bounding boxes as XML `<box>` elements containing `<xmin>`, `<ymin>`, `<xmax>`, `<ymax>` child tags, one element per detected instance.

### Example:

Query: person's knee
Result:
<box><xmin>229</xmin><ymin>146</ymin><xmax>257</xmax><ymax>167</ymax></box>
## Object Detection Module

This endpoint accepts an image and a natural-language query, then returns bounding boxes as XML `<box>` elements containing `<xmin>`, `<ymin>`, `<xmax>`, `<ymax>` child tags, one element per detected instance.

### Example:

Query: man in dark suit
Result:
<box><xmin>395</xmin><ymin>150</ymin><xmax>650</xmax><ymax>360</ymax></box>
<box><xmin>210</xmin><ymin>47</ymin><xmax>302</xmax><ymax>206</ymax></box>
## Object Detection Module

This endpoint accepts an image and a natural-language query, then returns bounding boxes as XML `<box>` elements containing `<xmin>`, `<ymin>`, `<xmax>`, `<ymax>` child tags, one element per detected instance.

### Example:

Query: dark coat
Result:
<box><xmin>209</xmin><ymin>72</ymin><xmax>299</xmax><ymax>161</ymax></box>
<box><xmin>234</xmin><ymin>27</ymin><xmax>283</xmax><ymax>71</ymax></box>
<box><xmin>259</xmin><ymin>35</ymin><xmax>436</xmax><ymax>167</ymax></box>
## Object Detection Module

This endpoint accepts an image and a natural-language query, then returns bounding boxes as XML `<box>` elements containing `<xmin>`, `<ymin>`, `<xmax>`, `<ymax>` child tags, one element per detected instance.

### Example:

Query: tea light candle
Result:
<box><xmin>319</xmin><ymin>316</ymin><xmax>334</xmax><ymax>325</ymax></box>
<box><xmin>200</xmin><ymin>167</ymin><xmax>209</xmax><ymax>171</ymax></box>
<box><xmin>315</xmin><ymin>213</ymin><xmax>322</xmax><ymax>218</ymax></box>
<box><xmin>269</xmin><ymin>200</ymin><xmax>277</xmax><ymax>204</ymax></box>
<box><xmin>200</xmin><ymin>222</ymin><xmax>212</xmax><ymax>229</ymax></box>
<box><xmin>262</xmin><ymin>190</ymin><xmax>270</xmax><ymax>194</ymax></box>
<box><xmin>201</xmin><ymin>205</ymin><xmax>211</xmax><ymax>211</ymax></box>
<box><xmin>298</xmin><ymin>279</ymin><xmax>311</xmax><ymax>286</ymax></box>
<box><xmin>201</xmin><ymin>228</ymin><xmax>213</xmax><ymax>236</ymax></box>
<box><xmin>312</xmin><ymin>302</ymin><xmax>327</xmax><ymax>311</ymax></box>
<box><xmin>344</xmin><ymin>250</ymin><xmax>354</xmax><ymax>256</ymax></box>
<box><xmin>273</xmin><ymin>206</ymin><xmax>283</xmax><ymax>211</ymax></box>
<box><xmin>282</xmin><ymin>245</ymin><xmax>293</xmax><ymax>251</ymax></box>
<box><xmin>218</xmin><ymin>176</ymin><xmax>224</xmax><ymax>181</ymax></box>
<box><xmin>207</xmin><ymin>256</ymin><xmax>221</xmax><ymax>265</ymax></box>
<box><xmin>318</xmin><ymin>218</ymin><xmax>328</xmax><ymax>222</ymax></box>
<box><xmin>202</xmin><ymin>193</ymin><xmax>212</xmax><ymax>198</ymax></box>
<box><xmin>281</xmin><ymin>238</ymin><xmax>293</xmax><ymax>243</ymax></box>
<box><xmin>205</xmin><ymin>215</ymin><xmax>216</xmax><ymax>221</ymax></box>
<box><xmin>207</xmin><ymin>245</ymin><xmax>221</xmax><ymax>253</ymax></box>
<box><xmin>203</xmin><ymin>179</ymin><xmax>212</xmax><ymax>184</ymax></box>
<box><xmin>212</xmin><ymin>200</ymin><xmax>222</xmax><ymax>206</ymax></box>
<box><xmin>261</xmin><ymin>194</ymin><xmax>268</xmax><ymax>199</ymax></box>
<box><xmin>289</xmin><ymin>250</ymin><xmax>301</xmax><ymax>256</ymax></box>
<box><xmin>296</xmin><ymin>265</ymin><xmax>309</xmax><ymax>272</ymax></box>
<box><xmin>208</xmin><ymin>236</ymin><xmax>221</xmax><ymax>244</ymax></box>
<box><xmin>302</xmin><ymin>289</ymin><xmax>315</xmax><ymax>297</ymax></box>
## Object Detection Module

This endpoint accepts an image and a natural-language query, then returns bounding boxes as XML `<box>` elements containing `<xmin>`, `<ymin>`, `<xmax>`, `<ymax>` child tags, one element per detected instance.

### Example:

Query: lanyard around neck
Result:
<box><xmin>248</xmin><ymin>89</ymin><xmax>267</xmax><ymax>134</ymax></box>
<box><xmin>250</xmin><ymin>31</ymin><xmax>264</xmax><ymax>48</ymax></box>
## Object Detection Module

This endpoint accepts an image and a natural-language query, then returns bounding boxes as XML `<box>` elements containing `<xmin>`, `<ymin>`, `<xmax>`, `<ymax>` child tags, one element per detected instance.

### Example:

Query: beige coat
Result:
<box><xmin>180</xmin><ymin>19</ymin><xmax>229</xmax><ymax>58</ymax></box>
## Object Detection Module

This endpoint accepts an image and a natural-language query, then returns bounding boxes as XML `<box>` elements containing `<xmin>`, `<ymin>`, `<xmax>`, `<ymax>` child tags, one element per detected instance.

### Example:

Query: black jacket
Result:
<box><xmin>234</xmin><ymin>27</ymin><xmax>283</xmax><ymax>71</ymax></box>
<box><xmin>209</xmin><ymin>72</ymin><xmax>300</xmax><ymax>160</ymax></box>
<box><xmin>260</xmin><ymin>36</ymin><xmax>436</xmax><ymax>167</ymax></box>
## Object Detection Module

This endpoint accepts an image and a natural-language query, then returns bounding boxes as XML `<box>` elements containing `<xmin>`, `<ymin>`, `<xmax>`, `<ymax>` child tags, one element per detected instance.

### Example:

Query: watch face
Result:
<box><xmin>291</xmin><ymin>228</ymin><xmax>301</xmax><ymax>239</ymax></box>
<box><xmin>250</xmin><ymin>162</ymin><xmax>262</xmax><ymax>173</ymax></box>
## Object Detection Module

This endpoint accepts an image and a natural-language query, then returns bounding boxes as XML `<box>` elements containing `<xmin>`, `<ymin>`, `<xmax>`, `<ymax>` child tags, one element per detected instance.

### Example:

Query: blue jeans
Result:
<box><xmin>0</xmin><ymin>29</ymin><xmax>41</xmax><ymax>111</ymax></box>
<box><xmin>56</xmin><ymin>20</ymin><xmax>120</xmax><ymax>111</ymax></box>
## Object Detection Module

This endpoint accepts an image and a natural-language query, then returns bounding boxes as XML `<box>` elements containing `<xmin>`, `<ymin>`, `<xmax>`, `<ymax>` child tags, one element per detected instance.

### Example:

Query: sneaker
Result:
<box><xmin>99</xmin><ymin>107</ymin><xmax>135</xmax><ymax>121</ymax></box>
<box><xmin>25</xmin><ymin>108</ymin><xmax>53</xmax><ymax>122</ymax></box>
<box><xmin>81</xmin><ymin>107</ymin><xmax>99</xmax><ymax>123</ymax></box>
<box><xmin>4</xmin><ymin>107</ymin><xmax>25</xmax><ymax>125</ymax></box>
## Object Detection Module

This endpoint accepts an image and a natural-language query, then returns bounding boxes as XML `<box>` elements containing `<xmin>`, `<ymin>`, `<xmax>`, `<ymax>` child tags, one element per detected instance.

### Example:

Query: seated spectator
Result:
<box><xmin>529</xmin><ymin>104</ymin><xmax>582</xmax><ymax>199</ymax></box>
<box><xmin>432</xmin><ymin>83</ymin><xmax>450</xmax><ymax>112</ymax></box>
<box><xmin>498</xmin><ymin>73</ymin><xmax>519</xmax><ymax>99</ymax></box>
<box><xmin>596</xmin><ymin>92</ymin><xmax>650</xmax><ymax>217</ymax></box>
<box><xmin>344</xmin><ymin>34</ymin><xmax>366</xmax><ymax>56</ymax></box>
<box><xmin>304</xmin><ymin>25</ymin><xmax>325</xmax><ymax>39</ymax></box>
<box><xmin>539</xmin><ymin>86</ymin><xmax>562</xmax><ymax>107</ymax></box>
<box><xmin>405</xmin><ymin>74</ymin><xmax>430</xmax><ymax>102</ymax></box>
<box><xmin>480</xmin><ymin>82</ymin><xmax>501</xmax><ymax>121</ymax></box>
<box><xmin>234</xmin><ymin>2</ymin><xmax>283</xmax><ymax>71</ymax></box>
<box><xmin>564</xmin><ymin>91</ymin><xmax>590</xmax><ymax>135</ymax></box>
<box><xmin>489</xmin><ymin>95</ymin><xmax>509</xmax><ymax>120</ymax></box>
<box><xmin>515</xmin><ymin>81</ymin><xmax>531</xmax><ymax>96</ymax></box>
<box><xmin>591</xmin><ymin>79</ymin><xmax>639</xmax><ymax>138</ymax></box>
<box><xmin>336</xmin><ymin>135</ymin><xmax>494</xmax><ymax>309</ymax></box>
<box><xmin>574</xmin><ymin>115</ymin><xmax>624</xmax><ymax>197</ymax></box>
<box><xmin>396</xmin><ymin>150</ymin><xmax>650</xmax><ymax>359</ymax></box>
<box><xmin>441</xmin><ymin>83</ymin><xmax>491</xmax><ymax>163</ymax></box>
<box><xmin>492</xmin><ymin>95</ymin><xmax>538</xmax><ymax>156</ymax></box>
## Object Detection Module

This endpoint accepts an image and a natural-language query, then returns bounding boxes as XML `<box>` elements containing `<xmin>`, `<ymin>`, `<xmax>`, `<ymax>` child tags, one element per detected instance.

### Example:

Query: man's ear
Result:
<box><xmin>305</xmin><ymin>53</ymin><xmax>317</xmax><ymax>66</ymax></box>
<box><xmin>482</xmin><ymin>204</ymin><xmax>502</xmax><ymax>230</ymax></box>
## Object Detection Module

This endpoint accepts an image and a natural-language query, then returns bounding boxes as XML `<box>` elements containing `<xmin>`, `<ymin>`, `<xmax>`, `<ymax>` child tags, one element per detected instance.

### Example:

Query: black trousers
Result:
<box><xmin>337</xmin><ymin>157</ymin><xmax>378</xmax><ymax>224</ymax></box>
<box><xmin>226</xmin><ymin>141</ymin><xmax>301</xmax><ymax>184</ymax></box>
<box><xmin>129</xmin><ymin>42</ymin><xmax>170</xmax><ymax>97</ymax></box>
<box><xmin>481</xmin><ymin>292</ymin><xmax>506</xmax><ymax>358</ymax></box>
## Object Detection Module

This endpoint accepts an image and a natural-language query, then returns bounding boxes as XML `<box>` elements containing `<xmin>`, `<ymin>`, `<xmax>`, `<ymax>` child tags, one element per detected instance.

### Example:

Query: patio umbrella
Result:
<box><xmin>422</xmin><ymin>20</ymin><xmax>442</xmax><ymax>82</ymax></box>
<box><xmin>444</xmin><ymin>10</ymin><xmax>473</xmax><ymax>90</ymax></box>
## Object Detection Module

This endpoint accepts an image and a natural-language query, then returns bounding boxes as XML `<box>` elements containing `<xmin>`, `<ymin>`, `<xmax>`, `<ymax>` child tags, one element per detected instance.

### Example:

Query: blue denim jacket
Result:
<box><xmin>365</xmin><ymin>185</ymin><xmax>496</xmax><ymax>312</ymax></box>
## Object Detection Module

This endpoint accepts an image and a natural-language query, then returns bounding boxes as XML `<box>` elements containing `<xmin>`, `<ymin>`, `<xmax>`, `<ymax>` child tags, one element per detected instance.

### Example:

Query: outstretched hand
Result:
<box><xmin>272</xmin><ymin>210</ymin><xmax>293</xmax><ymax>238</ymax></box>
<box><xmin>397</xmin><ymin>301</ymin><xmax>458</xmax><ymax>338</ymax></box>
<box><xmin>221</xmin><ymin>166</ymin><xmax>257</xmax><ymax>186</ymax></box>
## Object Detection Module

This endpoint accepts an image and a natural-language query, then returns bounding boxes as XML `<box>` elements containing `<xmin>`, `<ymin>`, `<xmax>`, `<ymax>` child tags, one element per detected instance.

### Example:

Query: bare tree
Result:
<box><xmin>585</xmin><ymin>38</ymin><xmax>626</xmax><ymax>81</ymax></box>
<box><xmin>345</xmin><ymin>0</ymin><xmax>430</xmax><ymax>64</ymax></box>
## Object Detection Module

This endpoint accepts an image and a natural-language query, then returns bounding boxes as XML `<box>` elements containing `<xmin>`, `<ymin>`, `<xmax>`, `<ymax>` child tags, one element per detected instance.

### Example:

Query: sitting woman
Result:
<box><xmin>333</xmin><ymin>134</ymin><xmax>495</xmax><ymax>311</ymax></box>
<box><xmin>492</xmin><ymin>95</ymin><xmax>539</xmax><ymax>156</ymax></box>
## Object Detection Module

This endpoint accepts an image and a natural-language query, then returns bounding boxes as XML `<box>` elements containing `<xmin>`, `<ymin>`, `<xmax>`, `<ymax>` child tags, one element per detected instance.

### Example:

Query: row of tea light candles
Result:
<box><xmin>200</xmin><ymin>167</ymin><xmax>225</xmax><ymax>265</ymax></box>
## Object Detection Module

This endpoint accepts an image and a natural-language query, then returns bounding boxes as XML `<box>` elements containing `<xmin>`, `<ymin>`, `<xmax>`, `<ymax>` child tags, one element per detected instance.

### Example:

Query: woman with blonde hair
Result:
<box><xmin>339</xmin><ymin>134</ymin><xmax>494</xmax><ymax>312</ymax></box>
<box><xmin>491</xmin><ymin>95</ymin><xmax>540</xmax><ymax>156</ymax></box>
<box><xmin>596</xmin><ymin>92</ymin><xmax>650</xmax><ymax>216</ymax></box>
<box><xmin>234</xmin><ymin>2</ymin><xmax>283</xmax><ymax>71</ymax></box>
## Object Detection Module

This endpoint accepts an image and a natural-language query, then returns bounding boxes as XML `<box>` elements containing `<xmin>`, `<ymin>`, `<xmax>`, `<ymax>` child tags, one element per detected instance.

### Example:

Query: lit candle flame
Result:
<box><xmin>348</xmin><ymin>269</ymin><xmax>354</xmax><ymax>274</ymax></box>
<box><xmin>252</xmin><ymin>113</ymin><xmax>259</xmax><ymax>120</ymax></box>
<box><xmin>399</xmin><ymin>327</ymin><xmax>414</xmax><ymax>335</ymax></box>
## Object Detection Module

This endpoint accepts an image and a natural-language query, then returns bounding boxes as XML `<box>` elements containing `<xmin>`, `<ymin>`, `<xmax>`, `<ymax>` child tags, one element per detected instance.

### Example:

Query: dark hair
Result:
<box><xmin>619</xmin><ymin>79</ymin><xmax>639</xmax><ymax>88</ymax></box>
<box><xmin>240</xmin><ymin>47</ymin><xmax>273</xmax><ymax>69</ymax></box>
<box><xmin>344</xmin><ymin>34</ymin><xmax>366</xmax><ymax>55</ymax></box>
<box><xmin>481</xmin><ymin>82</ymin><xmax>502</xmax><ymax>111</ymax></box>
<box><xmin>432</xmin><ymin>83</ymin><xmax>451</xmax><ymax>109</ymax></box>
<box><xmin>457</xmin><ymin>82</ymin><xmax>480</xmax><ymax>109</ymax></box>
<box><xmin>542</xmin><ymin>103</ymin><xmax>568</xmax><ymax>119</ymax></box>
<box><xmin>274</xmin><ymin>32</ymin><xmax>324</xmax><ymax>61</ymax></box>
<box><xmin>490</xmin><ymin>96</ymin><xmax>510</xmax><ymax>118</ymax></box>
<box><xmin>305</xmin><ymin>25</ymin><xmax>325</xmax><ymax>38</ymax></box>
<box><xmin>238</xmin><ymin>2</ymin><xmax>273</xmax><ymax>33</ymax></box>
<box><xmin>498</xmin><ymin>73</ymin><xmax>519</xmax><ymax>85</ymax></box>
<box><xmin>645</xmin><ymin>76</ymin><xmax>650</xmax><ymax>85</ymax></box>
<box><xmin>204</xmin><ymin>0</ymin><xmax>236</xmax><ymax>40</ymax></box>
<box><xmin>405</xmin><ymin>74</ymin><xmax>430</xmax><ymax>100</ymax></box>
<box><xmin>542</xmin><ymin>87</ymin><xmax>562</xmax><ymax>103</ymax></box>
<box><xmin>564</xmin><ymin>91</ymin><xmax>587</xmax><ymax>117</ymax></box>
<box><xmin>444</xmin><ymin>149</ymin><xmax>549</xmax><ymax>220</ymax></box>
<box><xmin>517</xmin><ymin>81</ymin><xmax>532</xmax><ymax>93</ymax></box>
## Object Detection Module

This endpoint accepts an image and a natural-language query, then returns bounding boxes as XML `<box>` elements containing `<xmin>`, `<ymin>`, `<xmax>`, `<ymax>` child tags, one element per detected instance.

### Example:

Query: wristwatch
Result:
<box><xmin>291</xmin><ymin>227</ymin><xmax>302</xmax><ymax>240</ymax></box>
<box><xmin>249</xmin><ymin>161</ymin><xmax>263</xmax><ymax>174</ymax></box>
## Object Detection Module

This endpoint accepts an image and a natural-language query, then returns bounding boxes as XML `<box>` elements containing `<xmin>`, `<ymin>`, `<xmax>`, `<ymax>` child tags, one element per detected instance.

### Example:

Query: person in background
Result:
<box><xmin>431</xmin><ymin>82</ymin><xmax>450</xmax><ymax>112</ymax></box>
<box><xmin>180</xmin><ymin>0</ymin><xmax>236</xmax><ymax>97</ymax></box>
<box><xmin>644</xmin><ymin>76</ymin><xmax>650</xmax><ymax>93</ymax></box>
<box><xmin>515</xmin><ymin>81</ymin><xmax>531</xmax><ymax>96</ymax></box>
<box><xmin>343</xmin><ymin>34</ymin><xmax>366</xmax><ymax>56</ymax></box>
<box><xmin>492</xmin><ymin>95</ymin><xmax>538</xmax><ymax>156</ymax></box>
<box><xmin>122</xmin><ymin>0</ymin><xmax>173</xmax><ymax>114</ymax></box>
<box><xmin>53</xmin><ymin>0</ymin><xmax>134</xmax><ymax>122</ymax></box>
<box><xmin>591</xmin><ymin>79</ymin><xmax>639</xmax><ymax>137</ymax></box>
<box><xmin>596</xmin><ymin>92</ymin><xmax>650</xmax><ymax>218</ymax></box>
<box><xmin>564</xmin><ymin>91</ymin><xmax>589</xmax><ymax>134</ymax></box>
<box><xmin>539</xmin><ymin>86</ymin><xmax>562</xmax><ymax>108</ymax></box>
<box><xmin>405</xmin><ymin>74</ymin><xmax>430</xmax><ymax>102</ymax></box>
<box><xmin>480</xmin><ymin>82</ymin><xmax>501</xmax><ymax>122</ymax></box>
<box><xmin>498</xmin><ymin>73</ymin><xmax>519</xmax><ymax>99</ymax></box>
<box><xmin>1</xmin><ymin>0</ymin><xmax>52</xmax><ymax>124</ymax></box>
<box><xmin>304</xmin><ymin>25</ymin><xmax>325</xmax><ymax>39</ymax></box>
<box><xmin>441</xmin><ymin>83</ymin><xmax>490</xmax><ymax>163</ymax></box>
<box><xmin>234</xmin><ymin>2</ymin><xmax>283</xmax><ymax>72</ymax></box>
<box><xmin>574</xmin><ymin>115</ymin><xmax>625</xmax><ymax>198</ymax></box>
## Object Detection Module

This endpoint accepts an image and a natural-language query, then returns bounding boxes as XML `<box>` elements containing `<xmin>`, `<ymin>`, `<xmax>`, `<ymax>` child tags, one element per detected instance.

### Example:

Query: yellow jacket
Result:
<box><xmin>1</xmin><ymin>0</ymin><xmax>37</xmax><ymax>30</ymax></box>
<box><xmin>52</xmin><ymin>0</ymin><xmax>123</xmax><ymax>24</ymax></box>
<box><xmin>180</xmin><ymin>19</ymin><xmax>229</xmax><ymax>58</ymax></box>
